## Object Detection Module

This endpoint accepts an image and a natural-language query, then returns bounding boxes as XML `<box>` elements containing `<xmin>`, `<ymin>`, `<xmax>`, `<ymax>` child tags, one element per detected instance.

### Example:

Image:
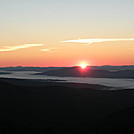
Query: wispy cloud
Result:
<box><xmin>40</xmin><ymin>47</ymin><xmax>57</xmax><ymax>52</ymax></box>
<box><xmin>40</xmin><ymin>49</ymin><xmax>50</xmax><ymax>52</ymax></box>
<box><xmin>61</xmin><ymin>38</ymin><xmax>134</xmax><ymax>45</ymax></box>
<box><xmin>0</xmin><ymin>44</ymin><xmax>44</xmax><ymax>52</ymax></box>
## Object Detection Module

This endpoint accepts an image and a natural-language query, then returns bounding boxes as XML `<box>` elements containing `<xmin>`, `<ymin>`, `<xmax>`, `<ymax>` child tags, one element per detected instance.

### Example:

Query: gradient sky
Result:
<box><xmin>0</xmin><ymin>0</ymin><xmax>134</xmax><ymax>67</ymax></box>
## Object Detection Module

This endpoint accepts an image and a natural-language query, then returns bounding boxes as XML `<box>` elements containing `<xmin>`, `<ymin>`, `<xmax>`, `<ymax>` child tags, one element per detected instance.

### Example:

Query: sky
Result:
<box><xmin>0</xmin><ymin>0</ymin><xmax>134</xmax><ymax>67</ymax></box>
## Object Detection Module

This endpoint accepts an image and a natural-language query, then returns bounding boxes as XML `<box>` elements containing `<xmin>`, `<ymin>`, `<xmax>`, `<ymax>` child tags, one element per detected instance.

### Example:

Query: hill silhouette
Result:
<box><xmin>1</xmin><ymin>65</ymin><xmax>134</xmax><ymax>72</ymax></box>
<box><xmin>36</xmin><ymin>67</ymin><xmax>134</xmax><ymax>79</ymax></box>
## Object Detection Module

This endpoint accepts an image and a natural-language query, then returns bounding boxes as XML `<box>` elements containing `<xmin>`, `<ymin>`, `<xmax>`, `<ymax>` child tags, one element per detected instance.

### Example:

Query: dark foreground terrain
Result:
<box><xmin>0</xmin><ymin>78</ymin><xmax>134</xmax><ymax>134</ymax></box>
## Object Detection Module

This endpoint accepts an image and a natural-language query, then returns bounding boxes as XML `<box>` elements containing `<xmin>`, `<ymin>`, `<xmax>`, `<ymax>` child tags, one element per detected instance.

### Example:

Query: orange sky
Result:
<box><xmin>0</xmin><ymin>0</ymin><xmax>134</xmax><ymax>67</ymax></box>
<box><xmin>0</xmin><ymin>40</ymin><xmax>134</xmax><ymax>67</ymax></box>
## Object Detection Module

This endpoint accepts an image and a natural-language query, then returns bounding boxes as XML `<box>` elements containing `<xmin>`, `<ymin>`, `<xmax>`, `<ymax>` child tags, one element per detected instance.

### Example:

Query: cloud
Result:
<box><xmin>61</xmin><ymin>38</ymin><xmax>134</xmax><ymax>45</ymax></box>
<box><xmin>40</xmin><ymin>47</ymin><xmax>57</xmax><ymax>52</ymax></box>
<box><xmin>40</xmin><ymin>49</ymin><xmax>50</xmax><ymax>52</ymax></box>
<box><xmin>0</xmin><ymin>44</ymin><xmax>44</xmax><ymax>52</ymax></box>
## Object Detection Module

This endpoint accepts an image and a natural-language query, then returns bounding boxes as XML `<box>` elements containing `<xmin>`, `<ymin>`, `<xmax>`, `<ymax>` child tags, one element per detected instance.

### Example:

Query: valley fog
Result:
<box><xmin>0</xmin><ymin>71</ymin><xmax>134</xmax><ymax>89</ymax></box>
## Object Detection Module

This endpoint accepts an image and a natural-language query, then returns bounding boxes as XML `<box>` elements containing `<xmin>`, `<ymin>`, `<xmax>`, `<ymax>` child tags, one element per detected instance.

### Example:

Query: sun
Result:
<box><xmin>80</xmin><ymin>63</ymin><xmax>87</xmax><ymax>69</ymax></box>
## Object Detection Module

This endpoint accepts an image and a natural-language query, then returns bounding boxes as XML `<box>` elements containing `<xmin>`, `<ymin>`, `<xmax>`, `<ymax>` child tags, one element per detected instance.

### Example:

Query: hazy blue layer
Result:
<box><xmin>0</xmin><ymin>71</ymin><xmax>134</xmax><ymax>90</ymax></box>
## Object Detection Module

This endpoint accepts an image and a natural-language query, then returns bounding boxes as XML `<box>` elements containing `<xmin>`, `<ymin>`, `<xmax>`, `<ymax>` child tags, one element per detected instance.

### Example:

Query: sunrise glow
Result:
<box><xmin>80</xmin><ymin>63</ymin><xmax>88</xmax><ymax>69</ymax></box>
<box><xmin>0</xmin><ymin>1</ymin><xmax>134</xmax><ymax>67</ymax></box>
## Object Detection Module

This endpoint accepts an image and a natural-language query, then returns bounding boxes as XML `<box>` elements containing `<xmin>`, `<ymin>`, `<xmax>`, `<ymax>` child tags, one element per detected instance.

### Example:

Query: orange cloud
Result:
<box><xmin>0</xmin><ymin>44</ymin><xmax>44</xmax><ymax>52</ymax></box>
<box><xmin>40</xmin><ymin>47</ymin><xmax>57</xmax><ymax>52</ymax></box>
<box><xmin>61</xmin><ymin>38</ymin><xmax>134</xmax><ymax>45</ymax></box>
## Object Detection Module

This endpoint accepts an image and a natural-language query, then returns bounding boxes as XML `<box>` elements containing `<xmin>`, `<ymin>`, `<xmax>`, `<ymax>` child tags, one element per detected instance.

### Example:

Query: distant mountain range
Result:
<box><xmin>0</xmin><ymin>65</ymin><xmax>134</xmax><ymax>71</ymax></box>
<box><xmin>1</xmin><ymin>66</ymin><xmax>134</xmax><ymax>79</ymax></box>
<box><xmin>0</xmin><ymin>66</ymin><xmax>67</xmax><ymax>72</ymax></box>
<box><xmin>36</xmin><ymin>67</ymin><xmax>134</xmax><ymax>79</ymax></box>
<box><xmin>90</xmin><ymin>65</ymin><xmax>134</xmax><ymax>71</ymax></box>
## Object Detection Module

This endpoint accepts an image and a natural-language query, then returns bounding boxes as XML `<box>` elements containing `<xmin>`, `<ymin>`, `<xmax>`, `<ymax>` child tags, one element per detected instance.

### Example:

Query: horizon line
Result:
<box><xmin>0</xmin><ymin>65</ymin><xmax>134</xmax><ymax>68</ymax></box>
